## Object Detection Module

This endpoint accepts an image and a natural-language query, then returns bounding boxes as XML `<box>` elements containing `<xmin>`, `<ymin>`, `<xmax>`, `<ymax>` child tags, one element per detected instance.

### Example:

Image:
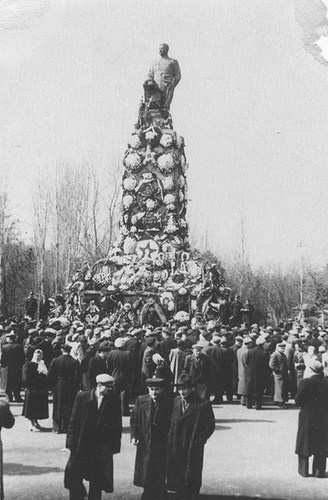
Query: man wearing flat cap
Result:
<box><xmin>295</xmin><ymin>359</ymin><xmax>328</xmax><ymax>478</ymax></box>
<box><xmin>167</xmin><ymin>374</ymin><xmax>215</xmax><ymax>499</ymax></box>
<box><xmin>130</xmin><ymin>377</ymin><xmax>173</xmax><ymax>499</ymax></box>
<box><xmin>183</xmin><ymin>344</ymin><xmax>211</xmax><ymax>400</ymax></box>
<box><xmin>65</xmin><ymin>373</ymin><xmax>122</xmax><ymax>500</ymax></box>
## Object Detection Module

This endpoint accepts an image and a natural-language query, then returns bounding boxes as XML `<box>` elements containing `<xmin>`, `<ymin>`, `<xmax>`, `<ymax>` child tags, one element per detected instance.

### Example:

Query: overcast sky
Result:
<box><xmin>1</xmin><ymin>0</ymin><xmax>328</xmax><ymax>268</ymax></box>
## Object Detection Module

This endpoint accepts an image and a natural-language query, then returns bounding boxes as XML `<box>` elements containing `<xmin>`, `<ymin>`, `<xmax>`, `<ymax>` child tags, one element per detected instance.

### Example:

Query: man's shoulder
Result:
<box><xmin>136</xmin><ymin>394</ymin><xmax>151</xmax><ymax>406</ymax></box>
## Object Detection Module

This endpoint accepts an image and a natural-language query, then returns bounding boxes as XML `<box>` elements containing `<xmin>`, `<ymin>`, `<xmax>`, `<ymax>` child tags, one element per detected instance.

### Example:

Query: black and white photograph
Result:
<box><xmin>1</xmin><ymin>0</ymin><xmax>328</xmax><ymax>499</ymax></box>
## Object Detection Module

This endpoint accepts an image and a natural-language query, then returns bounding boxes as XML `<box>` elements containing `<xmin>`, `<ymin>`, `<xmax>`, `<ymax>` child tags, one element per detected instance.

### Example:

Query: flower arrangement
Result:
<box><xmin>174</xmin><ymin>310</ymin><xmax>189</xmax><ymax>323</ymax></box>
<box><xmin>157</xmin><ymin>153</ymin><xmax>175</xmax><ymax>173</ymax></box>
<box><xmin>122</xmin><ymin>194</ymin><xmax>134</xmax><ymax>209</ymax></box>
<box><xmin>124</xmin><ymin>152</ymin><xmax>142</xmax><ymax>172</ymax></box>
<box><xmin>123</xmin><ymin>236</ymin><xmax>137</xmax><ymax>254</ymax></box>
<box><xmin>160</xmin><ymin>133</ymin><xmax>173</xmax><ymax>148</ymax></box>
<box><xmin>128</xmin><ymin>134</ymin><xmax>141</xmax><ymax>149</ymax></box>
<box><xmin>146</xmin><ymin>198</ymin><xmax>157</xmax><ymax>210</ymax></box>
<box><xmin>164</xmin><ymin>193</ymin><xmax>176</xmax><ymax>205</ymax></box>
<box><xmin>162</xmin><ymin>176</ymin><xmax>174</xmax><ymax>191</ymax></box>
<box><xmin>123</xmin><ymin>177</ymin><xmax>137</xmax><ymax>191</ymax></box>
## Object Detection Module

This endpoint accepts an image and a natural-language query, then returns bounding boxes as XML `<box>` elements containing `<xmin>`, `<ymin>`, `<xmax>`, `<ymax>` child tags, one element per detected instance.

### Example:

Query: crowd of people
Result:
<box><xmin>1</xmin><ymin>302</ymin><xmax>328</xmax><ymax>497</ymax></box>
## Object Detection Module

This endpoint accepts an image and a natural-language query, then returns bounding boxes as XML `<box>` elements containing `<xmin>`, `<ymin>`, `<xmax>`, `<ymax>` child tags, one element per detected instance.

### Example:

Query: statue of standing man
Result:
<box><xmin>147</xmin><ymin>43</ymin><xmax>181</xmax><ymax>110</ymax></box>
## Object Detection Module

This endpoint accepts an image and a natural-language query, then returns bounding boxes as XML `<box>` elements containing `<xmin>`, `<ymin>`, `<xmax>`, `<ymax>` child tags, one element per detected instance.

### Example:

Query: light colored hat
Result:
<box><xmin>96</xmin><ymin>374</ymin><xmax>115</xmax><ymax>385</ymax></box>
<box><xmin>256</xmin><ymin>336</ymin><xmax>266</xmax><ymax>346</ymax></box>
<box><xmin>243</xmin><ymin>337</ymin><xmax>252</xmax><ymax>345</ymax></box>
<box><xmin>114</xmin><ymin>337</ymin><xmax>125</xmax><ymax>349</ymax></box>
<box><xmin>152</xmin><ymin>353</ymin><xmax>164</xmax><ymax>364</ymax></box>
<box><xmin>308</xmin><ymin>359</ymin><xmax>323</xmax><ymax>373</ymax></box>
<box><xmin>192</xmin><ymin>344</ymin><xmax>203</xmax><ymax>350</ymax></box>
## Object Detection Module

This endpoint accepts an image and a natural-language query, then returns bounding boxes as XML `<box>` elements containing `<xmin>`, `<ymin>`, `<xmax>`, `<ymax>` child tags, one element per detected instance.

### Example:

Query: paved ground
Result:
<box><xmin>2</xmin><ymin>396</ymin><xmax>328</xmax><ymax>499</ymax></box>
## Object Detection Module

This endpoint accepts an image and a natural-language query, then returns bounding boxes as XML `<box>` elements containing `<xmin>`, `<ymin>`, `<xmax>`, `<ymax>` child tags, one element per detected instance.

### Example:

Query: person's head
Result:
<box><xmin>32</xmin><ymin>349</ymin><xmax>43</xmax><ymax>363</ymax></box>
<box><xmin>98</xmin><ymin>342</ymin><xmax>111</xmax><ymax>358</ymax></box>
<box><xmin>96</xmin><ymin>374</ymin><xmax>115</xmax><ymax>397</ymax></box>
<box><xmin>146</xmin><ymin>378</ymin><xmax>164</xmax><ymax>402</ymax></box>
<box><xmin>159</xmin><ymin>43</ymin><xmax>169</xmax><ymax>57</ymax></box>
<box><xmin>308</xmin><ymin>359</ymin><xmax>323</xmax><ymax>377</ymax></box>
<box><xmin>192</xmin><ymin>344</ymin><xmax>203</xmax><ymax>358</ymax></box>
<box><xmin>176</xmin><ymin>374</ymin><xmax>193</xmax><ymax>399</ymax></box>
<box><xmin>307</xmin><ymin>345</ymin><xmax>315</xmax><ymax>356</ymax></box>
<box><xmin>277</xmin><ymin>342</ymin><xmax>286</xmax><ymax>354</ymax></box>
<box><xmin>61</xmin><ymin>344</ymin><xmax>72</xmax><ymax>355</ymax></box>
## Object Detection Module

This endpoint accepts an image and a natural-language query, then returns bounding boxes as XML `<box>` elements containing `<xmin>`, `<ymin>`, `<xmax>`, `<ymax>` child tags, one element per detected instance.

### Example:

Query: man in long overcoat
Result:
<box><xmin>183</xmin><ymin>344</ymin><xmax>211</xmax><ymax>400</ymax></box>
<box><xmin>1</xmin><ymin>332</ymin><xmax>25</xmax><ymax>402</ymax></box>
<box><xmin>48</xmin><ymin>344</ymin><xmax>80</xmax><ymax>433</ymax></box>
<box><xmin>107</xmin><ymin>337</ymin><xmax>131</xmax><ymax>416</ymax></box>
<box><xmin>295</xmin><ymin>359</ymin><xmax>328</xmax><ymax>478</ymax></box>
<box><xmin>167</xmin><ymin>374</ymin><xmax>215</xmax><ymax>499</ymax></box>
<box><xmin>247</xmin><ymin>336</ymin><xmax>270</xmax><ymax>409</ymax></box>
<box><xmin>65</xmin><ymin>374</ymin><xmax>122</xmax><ymax>500</ymax></box>
<box><xmin>269</xmin><ymin>342</ymin><xmax>289</xmax><ymax>408</ymax></box>
<box><xmin>237</xmin><ymin>337</ymin><xmax>254</xmax><ymax>407</ymax></box>
<box><xmin>88</xmin><ymin>341</ymin><xmax>111</xmax><ymax>388</ymax></box>
<box><xmin>206</xmin><ymin>336</ymin><xmax>234</xmax><ymax>404</ymax></box>
<box><xmin>130</xmin><ymin>377</ymin><xmax>173</xmax><ymax>500</ymax></box>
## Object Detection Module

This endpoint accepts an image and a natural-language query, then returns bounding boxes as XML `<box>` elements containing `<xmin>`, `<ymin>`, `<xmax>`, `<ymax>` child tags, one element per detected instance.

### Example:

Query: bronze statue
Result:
<box><xmin>146</xmin><ymin>43</ymin><xmax>181</xmax><ymax>110</ymax></box>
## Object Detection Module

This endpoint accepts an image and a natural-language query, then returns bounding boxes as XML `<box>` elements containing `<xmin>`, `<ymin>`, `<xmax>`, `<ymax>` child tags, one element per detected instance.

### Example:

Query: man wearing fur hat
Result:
<box><xmin>295</xmin><ymin>359</ymin><xmax>328</xmax><ymax>478</ymax></box>
<box><xmin>65</xmin><ymin>374</ymin><xmax>122</xmax><ymax>499</ymax></box>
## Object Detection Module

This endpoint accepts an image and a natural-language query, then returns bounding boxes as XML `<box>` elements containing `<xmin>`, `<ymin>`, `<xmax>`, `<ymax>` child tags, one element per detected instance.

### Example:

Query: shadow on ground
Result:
<box><xmin>215</xmin><ymin>424</ymin><xmax>231</xmax><ymax>431</ymax></box>
<box><xmin>215</xmin><ymin>419</ymin><xmax>275</xmax><ymax>424</ymax></box>
<box><xmin>200</xmin><ymin>496</ymin><xmax>285</xmax><ymax>500</ymax></box>
<box><xmin>4</xmin><ymin>463</ymin><xmax>63</xmax><ymax>475</ymax></box>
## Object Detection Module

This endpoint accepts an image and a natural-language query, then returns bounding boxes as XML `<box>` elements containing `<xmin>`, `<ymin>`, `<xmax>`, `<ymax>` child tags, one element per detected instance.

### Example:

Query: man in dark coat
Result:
<box><xmin>65</xmin><ymin>373</ymin><xmax>122</xmax><ymax>500</ymax></box>
<box><xmin>183</xmin><ymin>344</ymin><xmax>211</xmax><ymax>400</ymax></box>
<box><xmin>25</xmin><ymin>291</ymin><xmax>38</xmax><ymax>320</ymax></box>
<box><xmin>218</xmin><ymin>298</ymin><xmax>231</xmax><ymax>326</ymax></box>
<box><xmin>158</xmin><ymin>327</ymin><xmax>177</xmax><ymax>364</ymax></box>
<box><xmin>125</xmin><ymin>328</ymin><xmax>142</xmax><ymax>397</ymax></box>
<box><xmin>107</xmin><ymin>337</ymin><xmax>131</xmax><ymax>416</ymax></box>
<box><xmin>48</xmin><ymin>344</ymin><xmax>80</xmax><ymax>433</ymax></box>
<box><xmin>269</xmin><ymin>342</ymin><xmax>289</xmax><ymax>408</ymax></box>
<box><xmin>230</xmin><ymin>295</ymin><xmax>243</xmax><ymax>327</ymax></box>
<box><xmin>167</xmin><ymin>374</ymin><xmax>215</xmax><ymax>499</ymax></box>
<box><xmin>1</xmin><ymin>332</ymin><xmax>25</xmax><ymax>402</ymax></box>
<box><xmin>247</xmin><ymin>336</ymin><xmax>270</xmax><ymax>409</ymax></box>
<box><xmin>130</xmin><ymin>377</ymin><xmax>173</xmax><ymax>500</ymax></box>
<box><xmin>295</xmin><ymin>359</ymin><xmax>328</xmax><ymax>478</ymax></box>
<box><xmin>206</xmin><ymin>336</ymin><xmax>234</xmax><ymax>404</ymax></box>
<box><xmin>88</xmin><ymin>341</ymin><xmax>112</xmax><ymax>388</ymax></box>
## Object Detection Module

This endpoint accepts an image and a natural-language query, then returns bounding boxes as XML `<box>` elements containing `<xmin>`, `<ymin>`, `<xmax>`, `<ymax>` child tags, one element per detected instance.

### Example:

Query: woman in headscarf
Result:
<box><xmin>22</xmin><ymin>349</ymin><xmax>49</xmax><ymax>431</ymax></box>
